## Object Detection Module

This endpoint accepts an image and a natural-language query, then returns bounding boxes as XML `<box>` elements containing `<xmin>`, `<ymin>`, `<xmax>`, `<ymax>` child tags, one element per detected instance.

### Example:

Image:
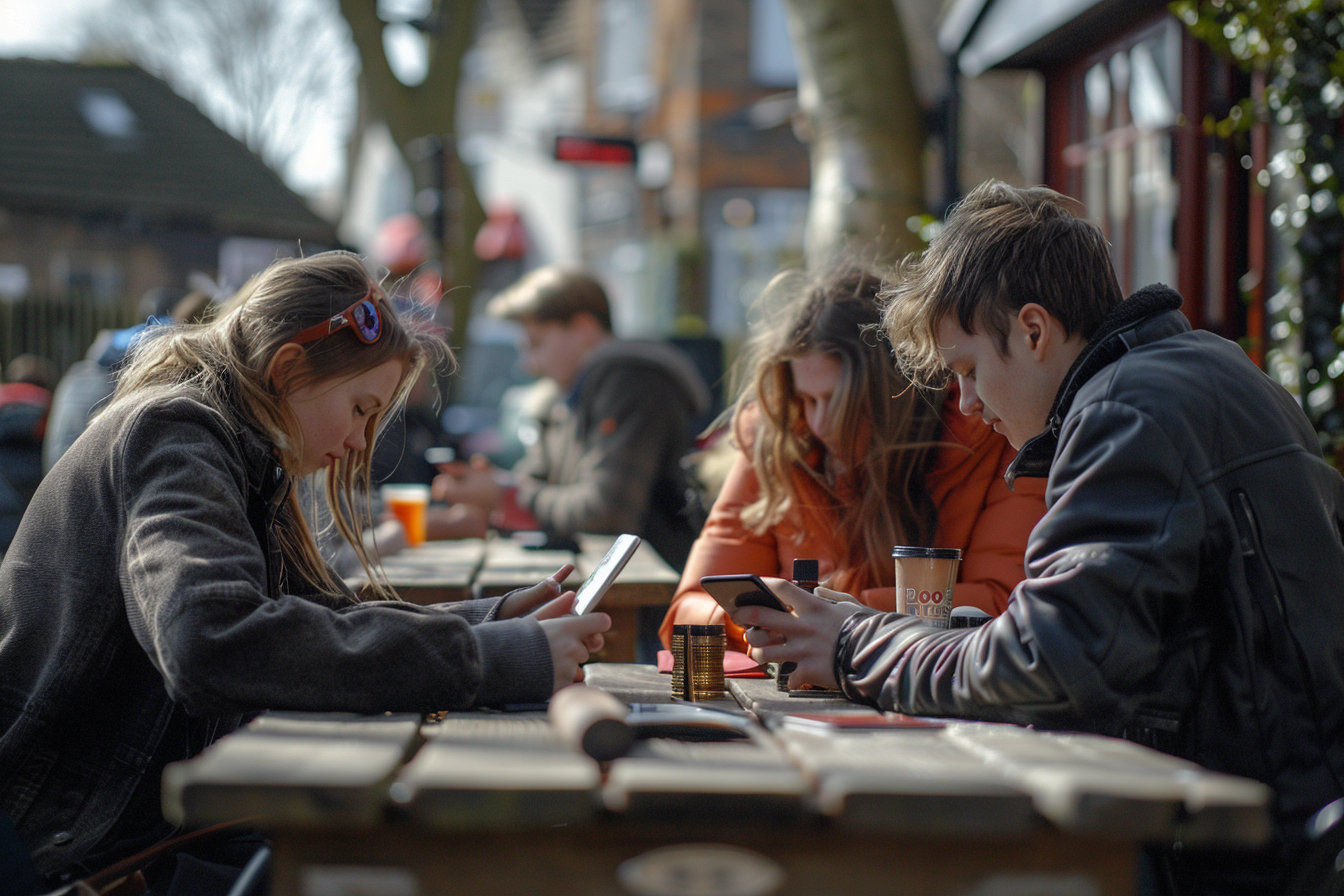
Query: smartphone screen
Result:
<box><xmin>572</xmin><ymin>534</ymin><xmax>642</xmax><ymax>615</ymax></box>
<box><xmin>700</xmin><ymin>574</ymin><xmax>791</xmax><ymax>615</ymax></box>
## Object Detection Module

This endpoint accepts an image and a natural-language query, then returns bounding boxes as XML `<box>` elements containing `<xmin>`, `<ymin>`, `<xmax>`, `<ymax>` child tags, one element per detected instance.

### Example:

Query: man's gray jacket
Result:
<box><xmin>513</xmin><ymin>339</ymin><xmax>710</xmax><ymax>568</ymax></box>
<box><xmin>835</xmin><ymin>286</ymin><xmax>1344</xmax><ymax>892</ymax></box>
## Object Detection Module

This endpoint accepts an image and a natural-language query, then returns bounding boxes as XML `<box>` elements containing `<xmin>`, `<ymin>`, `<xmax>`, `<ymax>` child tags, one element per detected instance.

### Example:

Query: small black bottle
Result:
<box><xmin>776</xmin><ymin>559</ymin><xmax>819</xmax><ymax>691</ymax></box>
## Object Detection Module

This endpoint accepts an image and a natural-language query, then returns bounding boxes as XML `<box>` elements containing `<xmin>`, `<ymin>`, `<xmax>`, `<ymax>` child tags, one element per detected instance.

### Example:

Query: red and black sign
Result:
<box><xmin>553</xmin><ymin>135</ymin><xmax>638</xmax><ymax>165</ymax></box>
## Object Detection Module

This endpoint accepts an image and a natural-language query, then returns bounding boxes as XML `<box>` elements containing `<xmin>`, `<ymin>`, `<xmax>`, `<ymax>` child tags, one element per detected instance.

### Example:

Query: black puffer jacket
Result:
<box><xmin>835</xmin><ymin>286</ymin><xmax>1344</xmax><ymax>892</ymax></box>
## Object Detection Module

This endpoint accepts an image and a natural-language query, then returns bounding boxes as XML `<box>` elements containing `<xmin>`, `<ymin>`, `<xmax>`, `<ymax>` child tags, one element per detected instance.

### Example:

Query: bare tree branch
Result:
<box><xmin>78</xmin><ymin>0</ymin><xmax>357</xmax><ymax>186</ymax></box>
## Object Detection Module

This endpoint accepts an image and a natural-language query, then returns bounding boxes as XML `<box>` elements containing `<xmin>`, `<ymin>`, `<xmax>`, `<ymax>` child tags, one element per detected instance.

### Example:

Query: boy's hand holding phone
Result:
<box><xmin>728</xmin><ymin>577</ymin><xmax>867</xmax><ymax>691</ymax></box>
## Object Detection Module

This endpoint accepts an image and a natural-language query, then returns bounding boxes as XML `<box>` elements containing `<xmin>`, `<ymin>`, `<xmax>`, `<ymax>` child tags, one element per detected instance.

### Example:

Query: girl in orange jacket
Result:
<box><xmin>659</xmin><ymin>268</ymin><xmax>1047</xmax><ymax>654</ymax></box>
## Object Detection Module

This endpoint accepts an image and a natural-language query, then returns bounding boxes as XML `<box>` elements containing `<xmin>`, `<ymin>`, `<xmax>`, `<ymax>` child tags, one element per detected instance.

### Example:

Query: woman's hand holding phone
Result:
<box><xmin>729</xmin><ymin>577</ymin><xmax>866</xmax><ymax>690</ymax></box>
<box><xmin>496</xmin><ymin>564</ymin><xmax>576</xmax><ymax>619</ymax></box>
<box><xmin>533</xmin><ymin>591</ymin><xmax>610</xmax><ymax>692</ymax></box>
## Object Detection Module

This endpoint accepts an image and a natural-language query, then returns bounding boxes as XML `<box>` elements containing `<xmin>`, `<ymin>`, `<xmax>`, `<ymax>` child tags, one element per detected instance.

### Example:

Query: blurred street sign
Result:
<box><xmin>554</xmin><ymin>135</ymin><xmax>638</xmax><ymax>166</ymax></box>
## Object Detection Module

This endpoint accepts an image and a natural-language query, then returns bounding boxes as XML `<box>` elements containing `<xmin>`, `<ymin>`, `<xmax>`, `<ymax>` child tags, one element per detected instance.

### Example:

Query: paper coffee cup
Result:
<box><xmin>381</xmin><ymin>484</ymin><xmax>430</xmax><ymax>546</ymax></box>
<box><xmin>892</xmin><ymin>546</ymin><xmax>961</xmax><ymax>628</ymax></box>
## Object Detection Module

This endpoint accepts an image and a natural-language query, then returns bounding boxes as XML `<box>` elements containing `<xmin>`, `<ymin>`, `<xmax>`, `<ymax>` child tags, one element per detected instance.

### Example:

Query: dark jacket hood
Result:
<box><xmin>579</xmin><ymin>338</ymin><xmax>712</xmax><ymax>416</ymax></box>
<box><xmin>1005</xmin><ymin>284</ymin><xmax>1187</xmax><ymax>488</ymax></box>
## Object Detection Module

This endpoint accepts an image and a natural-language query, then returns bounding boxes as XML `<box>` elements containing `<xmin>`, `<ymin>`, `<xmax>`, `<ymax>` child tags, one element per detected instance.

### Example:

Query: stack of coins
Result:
<box><xmin>671</xmin><ymin>624</ymin><xmax>725</xmax><ymax>701</ymax></box>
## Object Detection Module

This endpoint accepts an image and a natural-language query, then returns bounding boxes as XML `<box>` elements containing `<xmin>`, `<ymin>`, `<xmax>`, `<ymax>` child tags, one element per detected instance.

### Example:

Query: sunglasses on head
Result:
<box><xmin>289</xmin><ymin>284</ymin><xmax>383</xmax><ymax>346</ymax></box>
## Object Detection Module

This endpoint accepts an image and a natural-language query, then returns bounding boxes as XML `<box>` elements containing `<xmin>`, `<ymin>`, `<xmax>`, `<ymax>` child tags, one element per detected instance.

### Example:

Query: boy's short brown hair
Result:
<box><xmin>881</xmin><ymin>180</ymin><xmax>1123</xmax><ymax>383</ymax></box>
<box><xmin>486</xmin><ymin>266</ymin><xmax>612</xmax><ymax>332</ymax></box>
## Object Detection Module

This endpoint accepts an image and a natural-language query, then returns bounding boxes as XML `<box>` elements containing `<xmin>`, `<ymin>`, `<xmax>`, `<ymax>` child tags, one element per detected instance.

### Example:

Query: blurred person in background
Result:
<box><xmin>43</xmin><ymin>288</ymin><xmax>213</xmax><ymax>474</ymax></box>
<box><xmin>659</xmin><ymin>268</ymin><xmax>1048</xmax><ymax>655</ymax></box>
<box><xmin>0</xmin><ymin>354</ymin><xmax>57</xmax><ymax>551</ymax></box>
<box><xmin>433</xmin><ymin>266</ymin><xmax>711</xmax><ymax>570</ymax></box>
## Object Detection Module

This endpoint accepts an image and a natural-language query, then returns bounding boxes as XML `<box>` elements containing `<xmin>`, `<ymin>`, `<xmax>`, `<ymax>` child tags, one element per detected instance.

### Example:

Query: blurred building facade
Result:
<box><xmin>941</xmin><ymin>0</ymin><xmax>1258</xmax><ymax>348</ymax></box>
<box><xmin>0</xmin><ymin>59</ymin><xmax>338</xmax><ymax>375</ymax></box>
<box><xmin>449</xmin><ymin>0</ymin><xmax>817</xmax><ymax>344</ymax></box>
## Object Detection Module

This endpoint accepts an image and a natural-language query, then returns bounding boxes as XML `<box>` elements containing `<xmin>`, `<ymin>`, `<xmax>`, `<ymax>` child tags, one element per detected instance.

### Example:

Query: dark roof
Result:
<box><xmin>939</xmin><ymin>0</ymin><xmax>1169</xmax><ymax>76</ymax></box>
<box><xmin>0</xmin><ymin>58</ymin><xmax>338</xmax><ymax>243</ymax></box>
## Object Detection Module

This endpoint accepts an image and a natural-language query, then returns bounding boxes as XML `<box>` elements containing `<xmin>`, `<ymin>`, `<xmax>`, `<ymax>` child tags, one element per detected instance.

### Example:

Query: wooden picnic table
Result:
<box><xmin>348</xmin><ymin>534</ymin><xmax>681</xmax><ymax>662</ymax></box>
<box><xmin>163</xmin><ymin>664</ymin><xmax>1272</xmax><ymax>896</ymax></box>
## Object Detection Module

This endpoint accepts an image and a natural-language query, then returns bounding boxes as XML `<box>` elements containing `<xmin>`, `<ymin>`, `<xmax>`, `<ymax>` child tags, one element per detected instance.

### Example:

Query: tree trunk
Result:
<box><xmin>338</xmin><ymin>0</ymin><xmax>486</xmax><ymax>353</ymax></box>
<box><xmin>781</xmin><ymin>0</ymin><xmax>926</xmax><ymax>268</ymax></box>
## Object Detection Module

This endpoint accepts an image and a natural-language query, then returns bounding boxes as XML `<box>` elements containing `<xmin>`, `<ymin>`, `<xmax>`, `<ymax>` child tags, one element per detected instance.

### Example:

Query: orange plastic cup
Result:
<box><xmin>382</xmin><ymin>484</ymin><xmax>430</xmax><ymax>546</ymax></box>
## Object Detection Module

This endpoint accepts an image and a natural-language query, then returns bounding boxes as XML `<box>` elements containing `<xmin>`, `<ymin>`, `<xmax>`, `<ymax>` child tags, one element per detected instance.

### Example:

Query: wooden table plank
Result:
<box><xmin>346</xmin><ymin>538</ymin><xmax>486</xmax><ymax>605</ymax></box>
<box><xmin>946</xmin><ymin>724</ymin><xmax>1273</xmax><ymax>844</ymax></box>
<box><xmin>270</xmin><ymin>826</ymin><xmax>1138</xmax><ymax>896</ymax></box>
<box><xmin>772</xmin><ymin>725</ymin><xmax>1038</xmax><ymax>835</ymax></box>
<box><xmin>393</xmin><ymin>713</ymin><xmax>601</xmax><ymax>829</ymax></box>
<box><xmin>162</xmin><ymin>712</ymin><xmax>419</xmax><ymax>827</ymax></box>
<box><xmin>604</xmin><ymin>734</ymin><xmax>811</xmax><ymax>818</ymax></box>
<box><xmin>471</xmin><ymin>539</ymin><xmax>580</xmax><ymax>597</ymax></box>
<box><xmin>575</xmin><ymin>533</ymin><xmax>680</xmax><ymax>608</ymax></box>
<box><xmin>727</xmin><ymin>676</ymin><xmax>856</xmax><ymax>722</ymax></box>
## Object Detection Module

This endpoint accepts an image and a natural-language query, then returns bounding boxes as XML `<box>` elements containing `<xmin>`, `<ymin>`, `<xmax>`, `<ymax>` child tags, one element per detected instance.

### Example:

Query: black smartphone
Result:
<box><xmin>700</xmin><ymin>573</ymin><xmax>791</xmax><ymax>616</ymax></box>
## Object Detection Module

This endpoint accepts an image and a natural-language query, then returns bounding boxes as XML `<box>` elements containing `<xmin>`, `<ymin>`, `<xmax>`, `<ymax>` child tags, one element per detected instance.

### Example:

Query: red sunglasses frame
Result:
<box><xmin>289</xmin><ymin>284</ymin><xmax>383</xmax><ymax>346</ymax></box>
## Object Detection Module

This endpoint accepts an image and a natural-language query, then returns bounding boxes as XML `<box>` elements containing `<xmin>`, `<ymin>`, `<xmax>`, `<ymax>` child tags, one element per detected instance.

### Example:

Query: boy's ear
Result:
<box><xmin>266</xmin><ymin>343</ymin><xmax>306</xmax><ymax>394</ymax></box>
<box><xmin>1016</xmin><ymin>303</ymin><xmax>1061</xmax><ymax>361</ymax></box>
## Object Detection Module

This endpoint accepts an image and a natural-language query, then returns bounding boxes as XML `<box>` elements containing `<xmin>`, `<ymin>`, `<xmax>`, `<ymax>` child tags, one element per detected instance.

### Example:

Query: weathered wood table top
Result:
<box><xmin>163</xmin><ymin>664</ymin><xmax>1271</xmax><ymax>896</ymax></box>
<box><xmin>347</xmin><ymin>534</ymin><xmax>681</xmax><ymax>662</ymax></box>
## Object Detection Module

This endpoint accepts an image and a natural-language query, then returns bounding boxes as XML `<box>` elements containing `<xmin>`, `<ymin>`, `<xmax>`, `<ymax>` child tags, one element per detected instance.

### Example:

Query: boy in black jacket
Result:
<box><xmin>731</xmin><ymin>181</ymin><xmax>1344</xmax><ymax>895</ymax></box>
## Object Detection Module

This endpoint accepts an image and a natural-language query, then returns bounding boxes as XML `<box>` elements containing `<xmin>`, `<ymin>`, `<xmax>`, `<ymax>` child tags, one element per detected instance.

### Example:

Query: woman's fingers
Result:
<box><xmin>541</xmin><ymin>612</ymin><xmax>610</xmax><ymax>693</ymax></box>
<box><xmin>532</xmin><ymin>592</ymin><xmax>577</xmax><ymax>620</ymax></box>
<box><xmin>730</xmin><ymin>604</ymin><xmax>807</xmax><ymax>637</ymax></box>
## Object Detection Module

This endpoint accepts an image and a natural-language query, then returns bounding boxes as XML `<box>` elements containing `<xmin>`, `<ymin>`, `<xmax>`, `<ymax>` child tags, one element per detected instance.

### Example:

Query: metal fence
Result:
<box><xmin>0</xmin><ymin>293</ymin><xmax>140</xmax><ymax>382</ymax></box>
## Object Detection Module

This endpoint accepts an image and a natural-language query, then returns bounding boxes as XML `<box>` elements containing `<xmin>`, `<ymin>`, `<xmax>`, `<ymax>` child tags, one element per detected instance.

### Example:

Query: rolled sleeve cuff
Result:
<box><xmin>470</xmin><ymin>617</ymin><xmax>553</xmax><ymax>707</ymax></box>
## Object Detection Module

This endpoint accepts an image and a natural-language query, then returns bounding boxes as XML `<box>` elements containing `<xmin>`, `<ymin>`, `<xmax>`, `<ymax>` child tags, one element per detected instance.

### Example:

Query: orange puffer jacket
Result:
<box><xmin>659</xmin><ymin>391</ymin><xmax>1048</xmax><ymax>653</ymax></box>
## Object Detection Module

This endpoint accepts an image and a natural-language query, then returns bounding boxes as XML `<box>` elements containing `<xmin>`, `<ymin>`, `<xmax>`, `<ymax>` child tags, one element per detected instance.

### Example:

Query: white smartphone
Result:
<box><xmin>572</xmin><ymin>534</ymin><xmax>642</xmax><ymax>615</ymax></box>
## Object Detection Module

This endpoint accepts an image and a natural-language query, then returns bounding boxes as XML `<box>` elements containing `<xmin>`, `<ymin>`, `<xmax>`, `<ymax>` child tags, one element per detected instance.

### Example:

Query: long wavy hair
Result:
<box><xmin>729</xmin><ymin>268</ymin><xmax>945</xmax><ymax>595</ymax></box>
<box><xmin>112</xmin><ymin>250</ymin><xmax>451</xmax><ymax>600</ymax></box>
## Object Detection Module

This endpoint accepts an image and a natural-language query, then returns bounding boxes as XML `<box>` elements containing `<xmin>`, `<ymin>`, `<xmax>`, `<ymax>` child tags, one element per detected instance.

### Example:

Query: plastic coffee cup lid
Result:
<box><xmin>673</xmin><ymin>624</ymin><xmax>725</xmax><ymax>635</ymax></box>
<box><xmin>891</xmin><ymin>546</ymin><xmax>962</xmax><ymax>559</ymax></box>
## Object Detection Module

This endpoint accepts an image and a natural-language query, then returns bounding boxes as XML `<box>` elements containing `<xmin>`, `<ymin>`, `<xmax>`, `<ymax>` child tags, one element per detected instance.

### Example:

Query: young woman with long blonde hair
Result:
<box><xmin>0</xmin><ymin>251</ymin><xmax>608</xmax><ymax>888</ymax></box>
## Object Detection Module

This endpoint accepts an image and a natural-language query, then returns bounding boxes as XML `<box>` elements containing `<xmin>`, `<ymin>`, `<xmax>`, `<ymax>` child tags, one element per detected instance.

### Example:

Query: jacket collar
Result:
<box><xmin>232</xmin><ymin>408</ymin><xmax>290</xmax><ymax>510</ymax></box>
<box><xmin>1005</xmin><ymin>284</ymin><xmax>1188</xmax><ymax>488</ymax></box>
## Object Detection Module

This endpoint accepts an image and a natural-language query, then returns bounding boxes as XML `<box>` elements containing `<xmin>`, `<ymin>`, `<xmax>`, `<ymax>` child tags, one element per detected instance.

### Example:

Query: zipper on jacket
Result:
<box><xmin>1230</xmin><ymin>488</ymin><xmax>1340</xmax><ymax>791</ymax></box>
<box><xmin>1231</xmin><ymin>490</ymin><xmax>1288</xmax><ymax>621</ymax></box>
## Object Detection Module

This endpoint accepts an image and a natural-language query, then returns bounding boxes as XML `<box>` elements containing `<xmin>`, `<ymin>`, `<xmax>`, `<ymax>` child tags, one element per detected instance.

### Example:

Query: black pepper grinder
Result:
<box><xmin>776</xmin><ymin>559</ymin><xmax>819</xmax><ymax>691</ymax></box>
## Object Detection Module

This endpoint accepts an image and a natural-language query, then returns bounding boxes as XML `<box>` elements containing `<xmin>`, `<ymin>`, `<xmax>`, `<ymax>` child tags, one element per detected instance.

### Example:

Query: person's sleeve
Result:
<box><xmin>836</xmin><ymin>401</ymin><xmax>1206</xmax><ymax>729</ymax></box>
<box><xmin>953</xmin><ymin>458</ymin><xmax>1048</xmax><ymax>616</ymax></box>
<box><xmin>658</xmin><ymin>453</ymin><xmax>781</xmax><ymax>652</ymax></box>
<box><xmin>515</xmin><ymin>364</ymin><xmax>685</xmax><ymax>537</ymax></box>
<box><xmin>118</xmin><ymin>408</ymin><xmax>552</xmax><ymax>717</ymax></box>
<box><xmin>430</xmin><ymin>594</ymin><xmax>506</xmax><ymax>624</ymax></box>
